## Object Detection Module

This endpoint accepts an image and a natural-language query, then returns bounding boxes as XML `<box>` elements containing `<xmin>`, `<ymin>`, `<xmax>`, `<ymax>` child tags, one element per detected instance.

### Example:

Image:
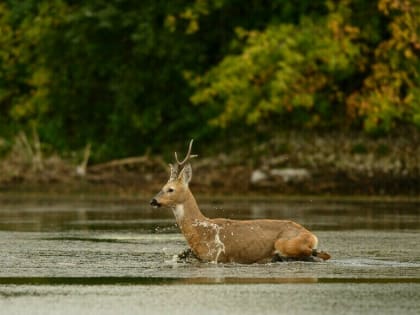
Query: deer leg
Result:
<box><xmin>177</xmin><ymin>248</ymin><xmax>199</xmax><ymax>261</ymax></box>
<box><xmin>274</xmin><ymin>233</ymin><xmax>316</xmax><ymax>260</ymax></box>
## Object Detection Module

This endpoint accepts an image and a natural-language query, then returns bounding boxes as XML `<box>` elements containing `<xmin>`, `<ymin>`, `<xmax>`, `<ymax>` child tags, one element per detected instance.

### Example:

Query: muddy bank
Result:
<box><xmin>0</xmin><ymin>132</ymin><xmax>418</xmax><ymax>195</ymax></box>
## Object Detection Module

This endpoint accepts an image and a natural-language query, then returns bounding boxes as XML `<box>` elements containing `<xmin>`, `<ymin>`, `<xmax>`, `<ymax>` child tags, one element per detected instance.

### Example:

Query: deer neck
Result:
<box><xmin>172</xmin><ymin>188</ymin><xmax>206</xmax><ymax>230</ymax></box>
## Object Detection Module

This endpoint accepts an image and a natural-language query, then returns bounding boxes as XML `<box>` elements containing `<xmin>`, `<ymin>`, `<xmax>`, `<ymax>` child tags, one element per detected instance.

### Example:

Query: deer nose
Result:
<box><xmin>150</xmin><ymin>198</ymin><xmax>161</xmax><ymax>208</ymax></box>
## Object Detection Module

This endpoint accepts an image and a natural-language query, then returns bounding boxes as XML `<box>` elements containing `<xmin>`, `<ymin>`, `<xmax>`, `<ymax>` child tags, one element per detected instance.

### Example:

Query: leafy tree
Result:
<box><xmin>1</xmin><ymin>1</ymin><xmax>67</xmax><ymax>136</ymax></box>
<box><xmin>190</xmin><ymin>1</ymin><xmax>361</xmax><ymax>129</ymax></box>
<box><xmin>0</xmin><ymin>0</ymin><xmax>419</xmax><ymax>162</ymax></box>
<box><xmin>190</xmin><ymin>0</ymin><xmax>420</xmax><ymax>133</ymax></box>
<box><xmin>347</xmin><ymin>0</ymin><xmax>420</xmax><ymax>132</ymax></box>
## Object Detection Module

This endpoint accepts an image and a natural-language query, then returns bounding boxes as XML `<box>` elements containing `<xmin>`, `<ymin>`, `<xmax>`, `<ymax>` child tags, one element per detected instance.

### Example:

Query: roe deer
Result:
<box><xmin>150</xmin><ymin>140</ymin><xmax>331</xmax><ymax>264</ymax></box>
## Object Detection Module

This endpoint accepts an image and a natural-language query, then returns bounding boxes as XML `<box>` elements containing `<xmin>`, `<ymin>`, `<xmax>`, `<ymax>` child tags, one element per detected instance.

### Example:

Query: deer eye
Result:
<box><xmin>167</xmin><ymin>188</ymin><xmax>175</xmax><ymax>193</ymax></box>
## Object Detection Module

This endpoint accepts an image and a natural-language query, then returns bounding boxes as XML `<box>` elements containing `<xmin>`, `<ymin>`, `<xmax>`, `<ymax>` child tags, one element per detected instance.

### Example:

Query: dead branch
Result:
<box><xmin>89</xmin><ymin>156</ymin><xmax>150</xmax><ymax>171</ymax></box>
<box><xmin>32</xmin><ymin>127</ymin><xmax>43</xmax><ymax>171</ymax></box>
<box><xmin>76</xmin><ymin>143</ymin><xmax>92</xmax><ymax>176</ymax></box>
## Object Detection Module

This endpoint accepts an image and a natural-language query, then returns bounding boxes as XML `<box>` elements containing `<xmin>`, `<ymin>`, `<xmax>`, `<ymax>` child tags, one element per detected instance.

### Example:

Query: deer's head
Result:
<box><xmin>150</xmin><ymin>140</ymin><xmax>197</xmax><ymax>208</ymax></box>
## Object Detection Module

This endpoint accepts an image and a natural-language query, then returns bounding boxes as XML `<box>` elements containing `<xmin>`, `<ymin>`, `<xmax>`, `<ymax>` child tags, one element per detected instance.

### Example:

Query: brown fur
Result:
<box><xmin>151</xmin><ymin>169</ymin><xmax>331</xmax><ymax>264</ymax></box>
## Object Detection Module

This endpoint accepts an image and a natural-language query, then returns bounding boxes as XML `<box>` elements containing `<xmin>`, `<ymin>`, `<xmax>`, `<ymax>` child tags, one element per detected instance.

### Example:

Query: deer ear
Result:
<box><xmin>168</xmin><ymin>163</ymin><xmax>178</xmax><ymax>181</ymax></box>
<box><xmin>177</xmin><ymin>163</ymin><xmax>192</xmax><ymax>185</ymax></box>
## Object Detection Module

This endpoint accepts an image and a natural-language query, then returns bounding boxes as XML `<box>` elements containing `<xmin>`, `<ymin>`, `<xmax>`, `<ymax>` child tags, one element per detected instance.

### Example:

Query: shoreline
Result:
<box><xmin>1</xmin><ymin>132</ymin><xmax>418</xmax><ymax>196</ymax></box>
<box><xmin>0</xmin><ymin>190</ymin><xmax>419</xmax><ymax>203</ymax></box>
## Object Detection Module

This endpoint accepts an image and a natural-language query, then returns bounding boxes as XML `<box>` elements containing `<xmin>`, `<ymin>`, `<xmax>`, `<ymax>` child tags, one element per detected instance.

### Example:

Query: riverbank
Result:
<box><xmin>0</xmin><ymin>132</ymin><xmax>418</xmax><ymax>196</ymax></box>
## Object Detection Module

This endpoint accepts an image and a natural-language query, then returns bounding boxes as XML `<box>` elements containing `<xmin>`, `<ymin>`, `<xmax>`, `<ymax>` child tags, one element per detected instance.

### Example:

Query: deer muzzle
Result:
<box><xmin>150</xmin><ymin>198</ymin><xmax>161</xmax><ymax>208</ymax></box>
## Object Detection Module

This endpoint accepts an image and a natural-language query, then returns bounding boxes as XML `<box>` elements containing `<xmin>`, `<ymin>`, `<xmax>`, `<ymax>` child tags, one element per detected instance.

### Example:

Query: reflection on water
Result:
<box><xmin>0</xmin><ymin>196</ymin><xmax>418</xmax><ymax>232</ymax></box>
<box><xmin>1</xmin><ymin>276</ymin><xmax>420</xmax><ymax>286</ymax></box>
<box><xmin>0</xmin><ymin>277</ymin><xmax>321</xmax><ymax>285</ymax></box>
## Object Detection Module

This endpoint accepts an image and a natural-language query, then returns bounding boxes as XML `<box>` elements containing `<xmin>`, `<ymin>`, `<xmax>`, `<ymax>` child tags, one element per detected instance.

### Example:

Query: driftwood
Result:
<box><xmin>88</xmin><ymin>155</ymin><xmax>167</xmax><ymax>172</ymax></box>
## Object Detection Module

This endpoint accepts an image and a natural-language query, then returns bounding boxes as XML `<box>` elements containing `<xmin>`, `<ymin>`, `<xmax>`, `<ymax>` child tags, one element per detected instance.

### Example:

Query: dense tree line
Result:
<box><xmin>0</xmin><ymin>0</ymin><xmax>419</xmax><ymax>161</ymax></box>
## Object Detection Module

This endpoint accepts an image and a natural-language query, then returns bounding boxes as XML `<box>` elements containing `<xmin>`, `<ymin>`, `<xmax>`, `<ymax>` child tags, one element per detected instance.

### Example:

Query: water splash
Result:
<box><xmin>193</xmin><ymin>220</ymin><xmax>226</xmax><ymax>263</ymax></box>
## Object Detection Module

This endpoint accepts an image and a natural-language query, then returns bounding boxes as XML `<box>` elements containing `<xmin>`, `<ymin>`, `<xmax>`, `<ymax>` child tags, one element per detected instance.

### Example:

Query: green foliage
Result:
<box><xmin>0</xmin><ymin>0</ymin><xmax>67</xmax><ymax>134</ymax></box>
<box><xmin>191</xmin><ymin>15</ymin><xmax>361</xmax><ymax>128</ymax></box>
<box><xmin>1</xmin><ymin>0</ymin><xmax>221</xmax><ymax>160</ymax></box>
<box><xmin>0</xmin><ymin>0</ymin><xmax>419</xmax><ymax>161</ymax></box>
<box><xmin>346</xmin><ymin>0</ymin><xmax>420</xmax><ymax>132</ymax></box>
<box><xmin>191</xmin><ymin>0</ymin><xmax>420</xmax><ymax>133</ymax></box>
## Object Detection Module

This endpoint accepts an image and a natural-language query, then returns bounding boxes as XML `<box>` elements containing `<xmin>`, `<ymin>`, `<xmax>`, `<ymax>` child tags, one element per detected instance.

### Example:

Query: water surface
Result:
<box><xmin>0</xmin><ymin>195</ymin><xmax>419</xmax><ymax>314</ymax></box>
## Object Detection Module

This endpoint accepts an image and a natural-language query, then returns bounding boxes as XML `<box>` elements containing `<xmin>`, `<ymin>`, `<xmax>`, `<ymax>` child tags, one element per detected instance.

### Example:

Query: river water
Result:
<box><xmin>0</xmin><ymin>195</ymin><xmax>419</xmax><ymax>315</ymax></box>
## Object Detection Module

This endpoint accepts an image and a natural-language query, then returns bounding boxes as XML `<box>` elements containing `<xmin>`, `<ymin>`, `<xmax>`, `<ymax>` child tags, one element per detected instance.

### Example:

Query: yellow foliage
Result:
<box><xmin>346</xmin><ymin>0</ymin><xmax>420</xmax><ymax>131</ymax></box>
<box><xmin>164</xmin><ymin>15</ymin><xmax>177</xmax><ymax>32</ymax></box>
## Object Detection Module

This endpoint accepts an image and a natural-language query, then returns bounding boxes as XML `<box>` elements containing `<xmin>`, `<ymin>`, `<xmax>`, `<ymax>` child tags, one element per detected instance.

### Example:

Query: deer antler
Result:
<box><xmin>169</xmin><ymin>139</ymin><xmax>197</xmax><ymax>181</ymax></box>
<box><xmin>174</xmin><ymin>139</ymin><xmax>198</xmax><ymax>167</ymax></box>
